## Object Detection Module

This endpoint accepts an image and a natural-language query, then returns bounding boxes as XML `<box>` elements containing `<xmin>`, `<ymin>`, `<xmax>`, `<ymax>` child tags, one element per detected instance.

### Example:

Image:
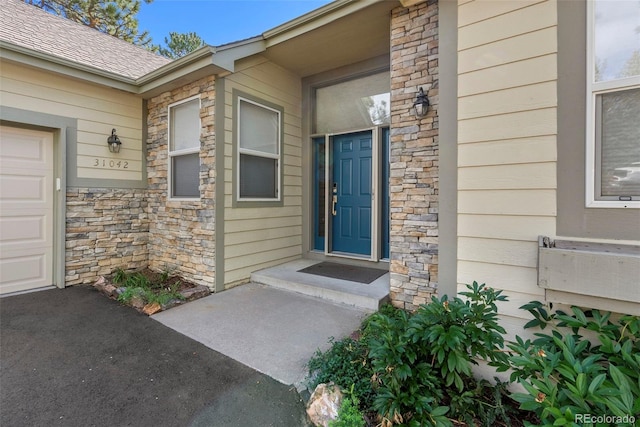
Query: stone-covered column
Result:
<box><xmin>389</xmin><ymin>0</ymin><xmax>439</xmax><ymax>310</ymax></box>
<box><xmin>146</xmin><ymin>76</ymin><xmax>216</xmax><ymax>289</ymax></box>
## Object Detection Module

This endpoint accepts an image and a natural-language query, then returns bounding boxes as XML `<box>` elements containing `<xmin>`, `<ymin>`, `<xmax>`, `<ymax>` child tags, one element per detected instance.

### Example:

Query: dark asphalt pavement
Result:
<box><xmin>0</xmin><ymin>285</ymin><xmax>310</xmax><ymax>427</ymax></box>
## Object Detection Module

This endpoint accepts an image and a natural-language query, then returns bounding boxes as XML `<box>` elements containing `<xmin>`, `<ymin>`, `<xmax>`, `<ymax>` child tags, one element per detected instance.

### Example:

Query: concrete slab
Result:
<box><xmin>251</xmin><ymin>259</ymin><xmax>390</xmax><ymax>310</ymax></box>
<box><xmin>152</xmin><ymin>283</ymin><xmax>370</xmax><ymax>390</ymax></box>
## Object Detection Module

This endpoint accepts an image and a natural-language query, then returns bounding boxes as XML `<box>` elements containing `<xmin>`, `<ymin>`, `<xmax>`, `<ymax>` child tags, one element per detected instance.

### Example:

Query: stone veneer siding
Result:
<box><xmin>146</xmin><ymin>76</ymin><xmax>216</xmax><ymax>289</ymax></box>
<box><xmin>65</xmin><ymin>188</ymin><xmax>149</xmax><ymax>285</ymax></box>
<box><xmin>389</xmin><ymin>0</ymin><xmax>439</xmax><ymax>310</ymax></box>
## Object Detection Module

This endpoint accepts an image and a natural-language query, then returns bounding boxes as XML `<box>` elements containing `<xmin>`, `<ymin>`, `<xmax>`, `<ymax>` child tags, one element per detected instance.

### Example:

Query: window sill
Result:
<box><xmin>586</xmin><ymin>199</ymin><xmax>640</xmax><ymax>209</ymax></box>
<box><xmin>538</xmin><ymin>237</ymin><xmax>640</xmax><ymax>315</ymax></box>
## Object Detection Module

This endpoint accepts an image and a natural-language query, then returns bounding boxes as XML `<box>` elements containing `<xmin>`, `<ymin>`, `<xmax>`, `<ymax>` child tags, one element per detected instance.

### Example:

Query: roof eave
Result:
<box><xmin>262</xmin><ymin>0</ymin><xmax>386</xmax><ymax>46</ymax></box>
<box><xmin>0</xmin><ymin>40</ymin><xmax>139</xmax><ymax>93</ymax></box>
<box><xmin>136</xmin><ymin>40</ymin><xmax>266</xmax><ymax>98</ymax></box>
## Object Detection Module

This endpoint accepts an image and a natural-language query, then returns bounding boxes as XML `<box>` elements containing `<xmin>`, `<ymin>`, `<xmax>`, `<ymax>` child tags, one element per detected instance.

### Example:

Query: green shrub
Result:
<box><xmin>307</xmin><ymin>336</ymin><xmax>375</xmax><ymax>410</ymax></box>
<box><xmin>366</xmin><ymin>282</ymin><xmax>510</xmax><ymax>426</ymax></box>
<box><xmin>112</xmin><ymin>269</ymin><xmax>184</xmax><ymax>306</ymax></box>
<box><xmin>330</xmin><ymin>386</ymin><xmax>366</xmax><ymax>427</ymax></box>
<box><xmin>509</xmin><ymin>302</ymin><xmax>640</xmax><ymax>426</ymax></box>
<box><xmin>117</xmin><ymin>286</ymin><xmax>147</xmax><ymax>303</ymax></box>
<box><xmin>112</xmin><ymin>267</ymin><xmax>128</xmax><ymax>284</ymax></box>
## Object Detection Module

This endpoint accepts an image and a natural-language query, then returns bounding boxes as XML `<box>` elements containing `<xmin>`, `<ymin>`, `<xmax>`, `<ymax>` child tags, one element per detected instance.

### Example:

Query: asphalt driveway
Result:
<box><xmin>0</xmin><ymin>285</ymin><xmax>310</xmax><ymax>427</ymax></box>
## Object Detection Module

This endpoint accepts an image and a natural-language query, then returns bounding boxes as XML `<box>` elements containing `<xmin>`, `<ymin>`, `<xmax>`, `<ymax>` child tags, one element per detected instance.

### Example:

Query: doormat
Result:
<box><xmin>298</xmin><ymin>262</ymin><xmax>387</xmax><ymax>284</ymax></box>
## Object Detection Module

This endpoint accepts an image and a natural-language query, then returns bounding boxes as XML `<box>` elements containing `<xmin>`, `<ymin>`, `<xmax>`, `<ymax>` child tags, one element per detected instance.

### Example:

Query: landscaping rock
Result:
<box><xmin>180</xmin><ymin>284</ymin><xmax>210</xmax><ymax>301</ymax></box>
<box><xmin>92</xmin><ymin>276</ymin><xmax>118</xmax><ymax>298</ymax></box>
<box><xmin>130</xmin><ymin>296</ymin><xmax>145</xmax><ymax>310</ymax></box>
<box><xmin>142</xmin><ymin>302</ymin><xmax>162</xmax><ymax>315</ymax></box>
<box><xmin>306</xmin><ymin>383</ymin><xmax>343</xmax><ymax>427</ymax></box>
<box><xmin>92</xmin><ymin>270</ymin><xmax>210</xmax><ymax>315</ymax></box>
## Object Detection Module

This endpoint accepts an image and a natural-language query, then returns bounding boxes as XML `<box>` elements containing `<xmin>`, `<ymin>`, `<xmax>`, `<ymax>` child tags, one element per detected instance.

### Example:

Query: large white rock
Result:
<box><xmin>306</xmin><ymin>383</ymin><xmax>344</xmax><ymax>427</ymax></box>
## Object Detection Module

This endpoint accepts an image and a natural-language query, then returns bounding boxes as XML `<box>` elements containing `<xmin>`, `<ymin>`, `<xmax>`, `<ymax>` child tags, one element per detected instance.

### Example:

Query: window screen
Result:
<box><xmin>169</xmin><ymin>98</ymin><xmax>200</xmax><ymax>198</ymax></box>
<box><xmin>237</xmin><ymin>98</ymin><xmax>281</xmax><ymax>200</ymax></box>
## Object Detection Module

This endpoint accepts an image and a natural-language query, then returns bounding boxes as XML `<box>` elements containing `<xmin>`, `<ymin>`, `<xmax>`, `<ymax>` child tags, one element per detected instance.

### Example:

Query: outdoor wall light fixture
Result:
<box><xmin>107</xmin><ymin>128</ymin><xmax>122</xmax><ymax>153</ymax></box>
<box><xmin>413</xmin><ymin>87</ymin><xmax>429</xmax><ymax>118</ymax></box>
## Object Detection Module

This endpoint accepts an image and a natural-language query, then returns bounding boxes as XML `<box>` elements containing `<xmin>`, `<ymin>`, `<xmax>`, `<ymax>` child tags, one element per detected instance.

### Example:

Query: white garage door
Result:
<box><xmin>0</xmin><ymin>126</ymin><xmax>54</xmax><ymax>294</ymax></box>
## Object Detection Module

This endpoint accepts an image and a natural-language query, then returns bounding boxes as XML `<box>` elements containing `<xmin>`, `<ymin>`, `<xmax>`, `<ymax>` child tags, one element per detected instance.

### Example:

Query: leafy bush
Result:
<box><xmin>366</xmin><ymin>282</ymin><xmax>510</xmax><ymax>426</ymax></box>
<box><xmin>307</xmin><ymin>336</ymin><xmax>375</xmax><ymax>411</ymax></box>
<box><xmin>330</xmin><ymin>385</ymin><xmax>366</xmax><ymax>427</ymax></box>
<box><xmin>112</xmin><ymin>267</ymin><xmax>129</xmax><ymax>285</ymax></box>
<box><xmin>509</xmin><ymin>302</ymin><xmax>640</xmax><ymax>426</ymax></box>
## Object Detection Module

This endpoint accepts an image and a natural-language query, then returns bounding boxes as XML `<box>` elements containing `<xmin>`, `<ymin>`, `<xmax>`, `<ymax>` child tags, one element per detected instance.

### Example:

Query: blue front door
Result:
<box><xmin>331</xmin><ymin>131</ymin><xmax>372</xmax><ymax>256</ymax></box>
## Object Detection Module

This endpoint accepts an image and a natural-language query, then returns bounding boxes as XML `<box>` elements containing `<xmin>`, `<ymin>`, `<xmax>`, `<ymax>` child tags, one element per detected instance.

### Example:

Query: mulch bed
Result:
<box><xmin>93</xmin><ymin>268</ymin><xmax>210</xmax><ymax>315</ymax></box>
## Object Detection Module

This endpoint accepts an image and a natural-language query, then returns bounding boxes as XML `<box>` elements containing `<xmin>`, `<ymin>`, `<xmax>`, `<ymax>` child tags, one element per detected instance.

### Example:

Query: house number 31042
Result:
<box><xmin>93</xmin><ymin>158</ymin><xmax>129</xmax><ymax>169</ymax></box>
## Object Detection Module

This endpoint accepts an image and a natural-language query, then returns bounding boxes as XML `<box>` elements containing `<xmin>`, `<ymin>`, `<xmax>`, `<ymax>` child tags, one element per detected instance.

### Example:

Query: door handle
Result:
<box><xmin>332</xmin><ymin>195</ymin><xmax>337</xmax><ymax>216</ymax></box>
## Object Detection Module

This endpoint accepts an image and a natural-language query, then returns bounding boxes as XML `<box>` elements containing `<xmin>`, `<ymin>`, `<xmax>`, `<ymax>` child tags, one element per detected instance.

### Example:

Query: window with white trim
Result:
<box><xmin>587</xmin><ymin>0</ymin><xmax>640</xmax><ymax>207</ymax></box>
<box><xmin>169</xmin><ymin>97</ymin><xmax>200</xmax><ymax>199</ymax></box>
<box><xmin>237</xmin><ymin>97</ymin><xmax>281</xmax><ymax>201</ymax></box>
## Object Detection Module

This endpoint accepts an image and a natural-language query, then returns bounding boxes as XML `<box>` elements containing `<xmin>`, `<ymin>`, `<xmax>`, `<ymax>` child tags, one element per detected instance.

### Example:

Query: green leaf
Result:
<box><xmin>524</xmin><ymin>318</ymin><xmax>542</xmax><ymax>329</ymax></box>
<box><xmin>610</xmin><ymin>364</ymin><xmax>628</xmax><ymax>389</ymax></box>
<box><xmin>576</xmin><ymin>373</ymin><xmax>587</xmax><ymax>397</ymax></box>
<box><xmin>587</xmin><ymin>373</ymin><xmax>607</xmax><ymax>395</ymax></box>
<box><xmin>430</xmin><ymin>406</ymin><xmax>449</xmax><ymax>417</ymax></box>
<box><xmin>447</xmin><ymin>352</ymin><xmax>457</xmax><ymax>373</ymax></box>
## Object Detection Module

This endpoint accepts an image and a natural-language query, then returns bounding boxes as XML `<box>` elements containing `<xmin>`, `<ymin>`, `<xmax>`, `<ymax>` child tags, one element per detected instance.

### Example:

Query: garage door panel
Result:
<box><xmin>0</xmin><ymin>129</ymin><xmax>50</xmax><ymax>163</ymax></box>
<box><xmin>0</xmin><ymin>254</ymin><xmax>48</xmax><ymax>294</ymax></box>
<box><xmin>0</xmin><ymin>126</ymin><xmax>54</xmax><ymax>294</ymax></box>
<box><xmin>0</xmin><ymin>173</ymin><xmax>49</xmax><ymax>204</ymax></box>
<box><xmin>0</xmin><ymin>215</ymin><xmax>49</xmax><ymax>245</ymax></box>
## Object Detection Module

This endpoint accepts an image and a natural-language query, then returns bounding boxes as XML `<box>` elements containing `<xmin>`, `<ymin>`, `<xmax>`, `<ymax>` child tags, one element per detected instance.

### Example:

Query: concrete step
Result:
<box><xmin>250</xmin><ymin>259</ymin><xmax>390</xmax><ymax>312</ymax></box>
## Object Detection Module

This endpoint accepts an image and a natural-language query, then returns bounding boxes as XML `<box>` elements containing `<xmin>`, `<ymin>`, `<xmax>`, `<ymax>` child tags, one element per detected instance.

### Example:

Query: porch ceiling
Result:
<box><xmin>262</xmin><ymin>1</ymin><xmax>394</xmax><ymax>77</ymax></box>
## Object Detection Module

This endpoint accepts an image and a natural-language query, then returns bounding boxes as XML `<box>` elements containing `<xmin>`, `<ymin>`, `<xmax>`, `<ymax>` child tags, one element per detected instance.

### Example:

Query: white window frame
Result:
<box><xmin>585</xmin><ymin>1</ymin><xmax>640</xmax><ymax>208</ymax></box>
<box><xmin>168</xmin><ymin>95</ymin><xmax>201</xmax><ymax>201</ymax></box>
<box><xmin>236</xmin><ymin>96</ymin><xmax>282</xmax><ymax>202</ymax></box>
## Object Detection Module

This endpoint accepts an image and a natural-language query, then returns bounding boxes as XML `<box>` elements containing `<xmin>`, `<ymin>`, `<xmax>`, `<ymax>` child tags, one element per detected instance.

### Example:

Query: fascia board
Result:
<box><xmin>262</xmin><ymin>0</ymin><xmax>382</xmax><ymax>46</ymax></box>
<box><xmin>135</xmin><ymin>45</ymin><xmax>217</xmax><ymax>85</ymax></box>
<box><xmin>0</xmin><ymin>40</ymin><xmax>138</xmax><ymax>93</ymax></box>
<box><xmin>136</xmin><ymin>40</ymin><xmax>266</xmax><ymax>97</ymax></box>
<box><xmin>212</xmin><ymin>38</ymin><xmax>267</xmax><ymax>72</ymax></box>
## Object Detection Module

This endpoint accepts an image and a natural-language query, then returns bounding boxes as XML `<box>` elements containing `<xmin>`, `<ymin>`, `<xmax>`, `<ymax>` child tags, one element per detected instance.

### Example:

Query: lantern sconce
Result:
<box><xmin>413</xmin><ymin>87</ymin><xmax>429</xmax><ymax>118</ymax></box>
<box><xmin>107</xmin><ymin>128</ymin><xmax>121</xmax><ymax>153</ymax></box>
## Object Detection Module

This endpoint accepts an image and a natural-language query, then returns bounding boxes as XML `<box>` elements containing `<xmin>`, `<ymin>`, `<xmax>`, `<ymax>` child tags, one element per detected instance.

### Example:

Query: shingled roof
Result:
<box><xmin>0</xmin><ymin>0</ymin><xmax>171</xmax><ymax>79</ymax></box>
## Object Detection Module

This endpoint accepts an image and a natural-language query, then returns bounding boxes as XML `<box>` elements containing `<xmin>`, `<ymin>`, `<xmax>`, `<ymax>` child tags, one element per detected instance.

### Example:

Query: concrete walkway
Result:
<box><xmin>152</xmin><ymin>282</ymin><xmax>371</xmax><ymax>391</ymax></box>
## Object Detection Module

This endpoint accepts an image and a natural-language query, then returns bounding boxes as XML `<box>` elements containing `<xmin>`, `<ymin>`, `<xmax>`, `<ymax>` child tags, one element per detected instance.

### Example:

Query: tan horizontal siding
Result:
<box><xmin>1</xmin><ymin>61</ymin><xmax>144</xmax><ymax>182</ymax></box>
<box><xmin>456</xmin><ymin>1</ymin><xmax>558</xmax><ymax>331</ymax></box>
<box><xmin>459</xmin><ymin>0</ymin><xmax>557</xmax><ymax>50</ymax></box>
<box><xmin>459</xmin><ymin>54</ymin><xmax>557</xmax><ymax>97</ymax></box>
<box><xmin>225</xmin><ymin>235</ymin><xmax>302</xmax><ymax>259</ymax></box>
<box><xmin>458</xmin><ymin>261</ymin><xmax>544</xmax><ymax>296</ymax></box>
<box><xmin>459</xmin><ymin>162</ymin><xmax>556</xmax><ymax>190</ymax></box>
<box><xmin>458</xmin><ymin>190</ymin><xmax>556</xmax><ymax>216</ymax></box>
<box><xmin>458</xmin><ymin>237</ymin><xmax>539</xmax><ymax>268</ymax></box>
<box><xmin>458</xmin><ymin>0</ymin><xmax>545</xmax><ymax>28</ymax></box>
<box><xmin>222</xmin><ymin>55</ymin><xmax>303</xmax><ymax>287</ymax></box>
<box><xmin>458</xmin><ymin>214</ymin><xmax>555</xmax><ymax>241</ymax></box>
<box><xmin>458</xmin><ymin>81</ymin><xmax>556</xmax><ymax>120</ymax></box>
<box><xmin>458</xmin><ymin>107</ymin><xmax>557</xmax><ymax>144</ymax></box>
<box><xmin>225</xmin><ymin>225</ymin><xmax>302</xmax><ymax>246</ymax></box>
<box><xmin>458</xmin><ymin>136</ymin><xmax>557</xmax><ymax>167</ymax></box>
<box><xmin>459</xmin><ymin>27</ymin><xmax>557</xmax><ymax>74</ymax></box>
